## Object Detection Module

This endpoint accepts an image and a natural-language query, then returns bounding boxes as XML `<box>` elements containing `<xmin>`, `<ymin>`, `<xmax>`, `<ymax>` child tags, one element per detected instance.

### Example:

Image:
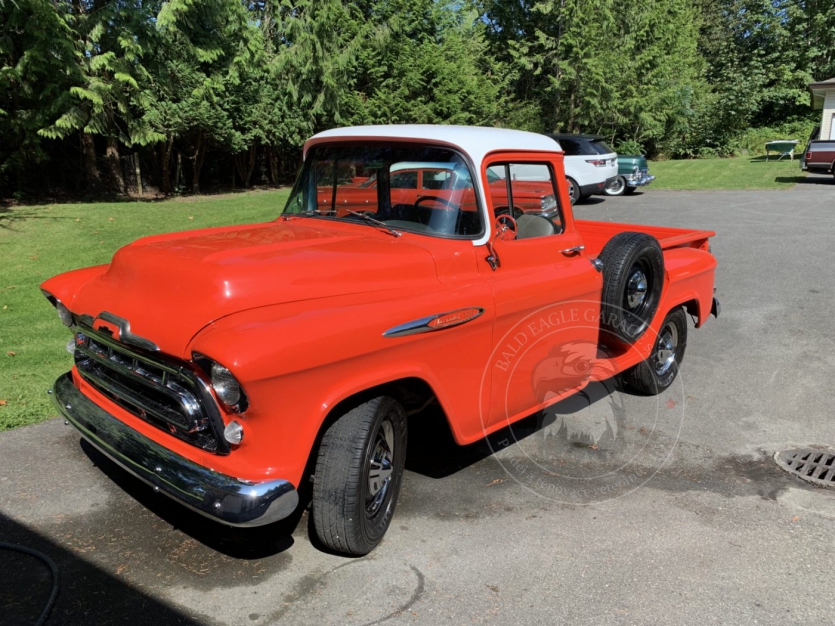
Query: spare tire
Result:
<box><xmin>598</xmin><ymin>232</ymin><xmax>664</xmax><ymax>345</ymax></box>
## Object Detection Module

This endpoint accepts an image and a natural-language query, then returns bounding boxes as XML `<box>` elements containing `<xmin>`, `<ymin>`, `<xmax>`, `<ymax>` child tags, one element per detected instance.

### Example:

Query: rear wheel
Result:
<box><xmin>312</xmin><ymin>396</ymin><xmax>407</xmax><ymax>555</ymax></box>
<box><xmin>566</xmin><ymin>177</ymin><xmax>580</xmax><ymax>205</ymax></box>
<box><xmin>604</xmin><ymin>176</ymin><xmax>627</xmax><ymax>196</ymax></box>
<box><xmin>621</xmin><ymin>308</ymin><xmax>687</xmax><ymax>395</ymax></box>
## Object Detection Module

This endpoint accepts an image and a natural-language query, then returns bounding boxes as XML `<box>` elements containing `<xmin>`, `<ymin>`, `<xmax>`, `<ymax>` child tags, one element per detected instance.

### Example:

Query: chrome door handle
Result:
<box><xmin>560</xmin><ymin>245</ymin><xmax>585</xmax><ymax>255</ymax></box>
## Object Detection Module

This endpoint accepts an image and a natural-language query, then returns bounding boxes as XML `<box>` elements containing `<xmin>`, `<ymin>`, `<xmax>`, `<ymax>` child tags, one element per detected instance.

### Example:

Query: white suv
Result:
<box><xmin>543</xmin><ymin>134</ymin><xmax>618</xmax><ymax>205</ymax></box>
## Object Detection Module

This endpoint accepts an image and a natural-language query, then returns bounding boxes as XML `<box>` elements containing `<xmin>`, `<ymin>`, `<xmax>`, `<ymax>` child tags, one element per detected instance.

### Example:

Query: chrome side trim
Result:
<box><xmin>52</xmin><ymin>373</ymin><xmax>299</xmax><ymax>527</ymax></box>
<box><xmin>383</xmin><ymin>307</ymin><xmax>485</xmax><ymax>338</ymax></box>
<box><xmin>95</xmin><ymin>311</ymin><xmax>160</xmax><ymax>352</ymax></box>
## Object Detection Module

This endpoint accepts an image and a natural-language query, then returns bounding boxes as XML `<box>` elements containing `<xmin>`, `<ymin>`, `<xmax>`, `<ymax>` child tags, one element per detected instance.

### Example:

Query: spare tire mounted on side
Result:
<box><xmin>598</xmin><ymin>232</ymin><xmax>664</xmax><ymax>345</ymax></box>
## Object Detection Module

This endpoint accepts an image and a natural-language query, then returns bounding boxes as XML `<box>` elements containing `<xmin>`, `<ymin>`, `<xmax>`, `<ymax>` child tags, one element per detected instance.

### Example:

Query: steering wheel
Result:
<box><xmin>493</xmin><ymin>214</ymin><xmax>517</xmax><ymax>241</ymax></box>
<box><xmin>495</xmin><ymin>206</ymin><xmax>524</xmax><ymax>220</ymax></box>
<box><xmin>414</xmin><ymin>195</ymin><xmax>458</xmax><ymax>211</ymax></box>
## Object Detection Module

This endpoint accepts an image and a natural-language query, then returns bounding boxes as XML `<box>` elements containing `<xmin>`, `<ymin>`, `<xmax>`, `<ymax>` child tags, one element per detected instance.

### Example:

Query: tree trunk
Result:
<box><xmin>133</xmin><ymin>153</ymin><xmax>143</xmax><ymax>196</ymax></box>
<box><xmin>81</xmin><ymin>132</ymin><xmax>100</xmax><ymax>191</ymax></box>
<box><xmin>106</xmin><ymin>136</ymin><xmax>125</xmax><ymax>193</ymax></box>
<box><xmin>190</xmin><ymin>132</ymin><xmax>204</xmax><ymax>194</ymax></box>
<box><xmin>234</xmin><ymin>141</ymin><xmax>258</xmax><ymax>187</ymax></box>
<box><xmin>175</xmin><ymin>151</ymin><xmax>182</xmax><ymax>191</ymax></box>
<box><xmin>160</xmin><ymin>137</ymin><xmax>174</xmax><ymax>194</ymax></box>
<box><xmin>266</xmin><ymin>146</ymin><xmax>280</xmax><ymax>185</ymax></box>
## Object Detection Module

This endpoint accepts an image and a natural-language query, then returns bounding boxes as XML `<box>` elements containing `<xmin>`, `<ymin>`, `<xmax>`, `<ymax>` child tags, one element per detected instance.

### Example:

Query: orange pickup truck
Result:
<box><xmin>43</xmin><ymin>125</ymin><xmax>719</xmax><ymax>555</ymax></box>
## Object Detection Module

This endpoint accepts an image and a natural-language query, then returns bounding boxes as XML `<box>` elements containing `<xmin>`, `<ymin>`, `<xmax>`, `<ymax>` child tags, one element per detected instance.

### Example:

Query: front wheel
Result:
<box><xmin>621</xmin><ymin>307</ymin><xmax>688</xmax><ymax>395</ymax></box>
<box><xmin>312</xmin><ymin>396</ymin><xmax>407</xmax><ymax>555</ymax></box>
<box><xmin>604</xmin><ymin>176</ymin><xmax>627</xmax><ymax>196</ymax></box>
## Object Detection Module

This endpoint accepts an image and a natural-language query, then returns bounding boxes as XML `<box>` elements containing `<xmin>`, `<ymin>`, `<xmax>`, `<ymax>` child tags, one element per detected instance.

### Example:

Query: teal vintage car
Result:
<box><xmin>604</xmin><ymin>155</ymin><xmax>655</xmax><ymax>196</ymax></box>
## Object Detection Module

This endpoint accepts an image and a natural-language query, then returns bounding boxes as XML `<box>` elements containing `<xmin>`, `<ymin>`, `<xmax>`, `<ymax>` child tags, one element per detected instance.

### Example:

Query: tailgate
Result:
<box><xmin>574</xmin><ymin>220</ymin><xmax>715</xmax><ymax>257</ymax></box>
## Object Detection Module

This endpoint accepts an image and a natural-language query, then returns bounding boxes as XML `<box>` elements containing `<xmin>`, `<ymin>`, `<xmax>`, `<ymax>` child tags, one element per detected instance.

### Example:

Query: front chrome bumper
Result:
<box><xmin>625</xmin><ymin>172</ymin><xmax>655</xmax><ymax>188</ymax></box>
<box><xmin>51</xmin><ymin>373</ymin><xmax>299</xmax><ymax>527</ymax></box>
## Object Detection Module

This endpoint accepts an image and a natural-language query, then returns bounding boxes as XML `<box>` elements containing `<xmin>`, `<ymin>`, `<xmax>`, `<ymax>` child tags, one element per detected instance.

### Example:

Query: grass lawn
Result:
<box><xmin>0</xmin><ymin>188</ymin><xmax>290</xmax><ymax>431</ymax></box>
<box><xmin>649</xmin><ymin>156</ymin><xmax>807</xmax><ymax>190</ymax></box>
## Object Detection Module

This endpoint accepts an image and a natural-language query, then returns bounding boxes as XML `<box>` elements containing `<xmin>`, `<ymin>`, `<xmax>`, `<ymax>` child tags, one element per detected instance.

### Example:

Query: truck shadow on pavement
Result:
<box><xmin>405</xmin><ymin>380</ymin><xmax>620</xmax><ymax>479</ymax></box>
<box><xmin>777</xmin><ymin>174</ymin><xmax>834</xmax><ymax>185</ymax></box>
<box><xmin>68</xmin><ymin>382</ymin><xmax>622</xmax><ymax>560</ymax></box>
<box><xmin>0</xmin><ymin>511</ymin><xmax>204</xmax><ymax>626</ymax></box>
<box><xmin>79</xmin><ymin>440</ymin><xmax>303</xmax><ymax>560</ymax></box>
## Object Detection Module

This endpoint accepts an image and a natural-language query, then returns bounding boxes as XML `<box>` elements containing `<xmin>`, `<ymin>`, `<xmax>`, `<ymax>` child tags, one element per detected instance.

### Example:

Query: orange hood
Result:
<box><xmin>45</xmin><ymin>220</ymin><xmax>438</xmax><ymax>357</ymax></box>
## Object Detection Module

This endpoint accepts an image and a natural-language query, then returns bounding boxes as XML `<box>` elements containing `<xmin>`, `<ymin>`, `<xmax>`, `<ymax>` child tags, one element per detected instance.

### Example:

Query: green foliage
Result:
<box><xmin>616</xmin><ymin>140</ymin><xmax>645</xmax><ymax>157</ymax></box>
<box><xmin>483</xmin><ymin>0</ymin><xmax>706</xmax><ymax>151</ymax></box>
<box><xmin>731</xmin><ymin>119</ymin><xmax>819</xmax><ymax>156</ymax></box>
<box><xmin>0</xmin><ymin>0</ymin><xmax>81</xmax><ymax>187</ymax></box>
<box><xmin>0</xmin><ymin>0</ymin><xmax>831</xmax><ymax>196</ymax></box>
<box><xmin>347</xmin><ymin>0</ymin><xmax>509</xmax><ymax>127</ymax></box>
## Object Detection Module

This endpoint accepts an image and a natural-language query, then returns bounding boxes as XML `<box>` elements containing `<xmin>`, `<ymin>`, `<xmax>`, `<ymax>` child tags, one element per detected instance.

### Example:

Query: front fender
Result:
<box><xmin>187</xmin><ymin>285</ymin><xmax>496</xmax><ymax>485</ymax></box>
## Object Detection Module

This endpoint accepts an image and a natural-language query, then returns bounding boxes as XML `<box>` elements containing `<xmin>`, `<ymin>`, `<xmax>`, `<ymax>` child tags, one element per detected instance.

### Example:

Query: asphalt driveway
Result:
<box><xmin>3</xmin><ymin>175</ymin><xmax>835</xmax><ymax>625</ymax></box>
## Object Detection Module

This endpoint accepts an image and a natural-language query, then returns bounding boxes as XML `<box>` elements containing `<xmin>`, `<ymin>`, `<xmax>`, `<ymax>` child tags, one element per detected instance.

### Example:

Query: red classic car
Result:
<box><xmin>314</xmin><ymin>162</ymin><xmax>558</xmax><ymax>218</ymax></box>
<box><xmin>43</xmin><ymin>125</ymin><xmax>719</xmax><ymax>555</ymax></box>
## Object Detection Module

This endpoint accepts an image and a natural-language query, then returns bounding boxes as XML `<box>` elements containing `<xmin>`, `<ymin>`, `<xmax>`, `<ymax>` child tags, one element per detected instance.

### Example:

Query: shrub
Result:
<box><xmin>731</xmin><ymin>119</ymin><xmax>818</xmax><ymax>156</ymax></box>
<box><xmin>615</xmin><ymin>139</ymin><xmax>644</xmax><ymax>156</ymax></box>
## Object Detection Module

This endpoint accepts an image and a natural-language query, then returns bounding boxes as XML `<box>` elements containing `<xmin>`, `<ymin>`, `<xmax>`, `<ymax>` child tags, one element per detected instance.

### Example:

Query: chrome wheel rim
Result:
<box><xmin>568</xmin><ymin>180</ymin><xmax>577</xmax><ymax>204</ymax></box>
<box><xmin>607</xmin><ymin>177</ymin><xmax>625</xmax><ymax>194</ymax></box>
<box><xmin>655</xmin><ymin>322</ymin><xmax>678</xmax><ymax>375</ymax></box>
<box><xmin>366</xmin><ymin>418</ymin><xmax>395</xmax><ymax>516</ymax></box>
<box><xmin>626</xmin><ymin>268</ymin><xmax>648</xmax><ymax>310</ymax></box>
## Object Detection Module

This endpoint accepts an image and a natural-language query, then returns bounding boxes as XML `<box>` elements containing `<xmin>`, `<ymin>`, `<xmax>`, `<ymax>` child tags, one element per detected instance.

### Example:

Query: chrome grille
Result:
<box><xmin>72</xmin><ymin>324</ymin><xmax>228</xmax><ymax>454</ymax></box>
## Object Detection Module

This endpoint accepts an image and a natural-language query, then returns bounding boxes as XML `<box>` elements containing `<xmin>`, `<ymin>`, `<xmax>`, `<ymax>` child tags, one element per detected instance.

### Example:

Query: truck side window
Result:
<box><xmin>485</xmin><ymin>163</ymin><xmax>563</xmax><ymax>238</ymax></box>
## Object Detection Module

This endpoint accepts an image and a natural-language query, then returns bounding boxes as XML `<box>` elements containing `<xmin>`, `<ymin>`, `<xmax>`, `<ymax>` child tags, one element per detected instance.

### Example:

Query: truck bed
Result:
<box><xmin>575</xmin><ymin>220</ymin><xmax>715</xmax><ymax>257</ymax></box>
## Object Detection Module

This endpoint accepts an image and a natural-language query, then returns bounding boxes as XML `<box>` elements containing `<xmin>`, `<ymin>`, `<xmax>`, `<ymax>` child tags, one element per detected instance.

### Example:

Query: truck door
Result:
<box><xmin>477</xmin><ymin>155</ymin><xmax>603</xmax><ymax>431</ymax></box>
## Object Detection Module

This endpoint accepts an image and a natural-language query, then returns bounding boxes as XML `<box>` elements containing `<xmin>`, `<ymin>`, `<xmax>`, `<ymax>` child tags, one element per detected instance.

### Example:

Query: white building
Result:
<box><xmin>810</xmin><ymin>78</ymin><xmax>835</xmax><ymax>140</ymax></box>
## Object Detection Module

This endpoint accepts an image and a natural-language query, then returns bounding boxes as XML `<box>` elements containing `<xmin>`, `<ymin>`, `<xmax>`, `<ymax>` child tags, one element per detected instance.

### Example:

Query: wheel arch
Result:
<box><xmin>303</xmin><ymin>374</ymin><xmax>456</xmax><ymax>480</ymax></box>
<box><xmin>670</xmin><ymin>296</ymin><xmax>706</xmax><ymax>328</ymax></box>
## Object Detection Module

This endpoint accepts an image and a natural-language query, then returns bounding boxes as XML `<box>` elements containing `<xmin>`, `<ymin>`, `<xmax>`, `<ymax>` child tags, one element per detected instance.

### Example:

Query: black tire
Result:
<box><xmin>312</xmin><ymin>396</ymin><xmax>407</xmax><ymax>555</ymax></box>
<box><xmin>621</xmin><ymin>307</ymin><xmax>687</xmax><ymax>395</ymax></box>
<box><xmin>623</xmin><ymin>186</ymin><xmax>637</xmax><ymax>195</ymax></box>
<box><xmin>598</xmin><ymin>232</ymin><xmax>664</xmax><ymax>345</ymax></box>
<box><xmin>604</xmin><ymin>176</ymin><xmax>627</xmax><ymax>196</ymax></box>
<box><xmin>566</xmin><ymin>177</ymin><xmax>579</xmax><ymax>205</ymax></box>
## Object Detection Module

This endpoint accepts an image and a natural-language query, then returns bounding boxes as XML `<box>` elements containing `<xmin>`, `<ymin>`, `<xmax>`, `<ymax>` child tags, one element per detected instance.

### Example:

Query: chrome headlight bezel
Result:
<box><xmin>56</xmin><ymin>302</ymin><xmax>74</xmax><ymax>327</ymax></box>
<box><xmin>192</xmin><ymin>353</ymin><xmax>249</xmax><ymax>413</ymax></box>
<box><xmin>42</xmin><ymin>290</ymin><xmax>74</xmax><ymax>327</ymax></box>
<box><xmin>540</xmin><ymin>194</ymin><xmax>557</xmax><ymax>212</ymax></box>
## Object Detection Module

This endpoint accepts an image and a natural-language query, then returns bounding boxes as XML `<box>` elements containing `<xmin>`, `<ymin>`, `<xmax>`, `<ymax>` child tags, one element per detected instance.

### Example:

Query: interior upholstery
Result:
<box><xmin>516</xmin><ymin>214</ymin><xmax>555</xmax><ymax>239</ymax></box>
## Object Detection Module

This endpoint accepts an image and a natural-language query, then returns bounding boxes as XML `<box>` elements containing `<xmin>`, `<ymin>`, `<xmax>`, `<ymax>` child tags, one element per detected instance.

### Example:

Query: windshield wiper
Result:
<box><xmin>346</xmin><ymin>210</ymin><xmax>402</xmax><ymax>238</ymax></box>
<box><xmin>280</xmin><ymin>211</ymin><xmax>317</xmax><ymax>220</ymax></box>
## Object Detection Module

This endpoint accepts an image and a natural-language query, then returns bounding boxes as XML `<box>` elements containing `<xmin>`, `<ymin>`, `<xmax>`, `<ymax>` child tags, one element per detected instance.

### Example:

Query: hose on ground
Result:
<box><xmin>0</xmin><ymin>542</ymin><xmax>59</xmax><ymax>626</ymax></box>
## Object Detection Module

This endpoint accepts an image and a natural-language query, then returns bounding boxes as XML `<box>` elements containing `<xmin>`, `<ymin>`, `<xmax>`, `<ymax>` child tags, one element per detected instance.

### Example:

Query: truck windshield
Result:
<box><xmin>282</xmin><ymin>144</ymin><xmax>484</xmax><ymax>237</ymax></box>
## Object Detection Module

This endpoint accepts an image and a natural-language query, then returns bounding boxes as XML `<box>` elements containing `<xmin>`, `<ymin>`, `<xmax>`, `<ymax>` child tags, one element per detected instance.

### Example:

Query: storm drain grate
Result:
<box><xmin>775</xmin><ymin>448</ymin><xmax>835</xmax><ymax>487</ymax></box>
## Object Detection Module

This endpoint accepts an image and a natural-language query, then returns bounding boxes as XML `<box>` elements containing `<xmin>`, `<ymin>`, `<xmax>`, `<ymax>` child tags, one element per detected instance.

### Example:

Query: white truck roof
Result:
<box><xmin>305</xmin><ymin>125</ymin><xmax>562</xmax><ymax>169</ymax></box>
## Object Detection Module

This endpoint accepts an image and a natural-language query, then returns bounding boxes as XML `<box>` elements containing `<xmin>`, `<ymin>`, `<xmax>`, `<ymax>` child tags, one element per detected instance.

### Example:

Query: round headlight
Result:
<box><xmin>57</xmin><ymin>302</ymin><xmax>73</xmax><ymax>327</ymax></box>
<box><xmin>211</xmin><ymin>363</ymin><xmax>242</xmax><ymax>407</ymax></box>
